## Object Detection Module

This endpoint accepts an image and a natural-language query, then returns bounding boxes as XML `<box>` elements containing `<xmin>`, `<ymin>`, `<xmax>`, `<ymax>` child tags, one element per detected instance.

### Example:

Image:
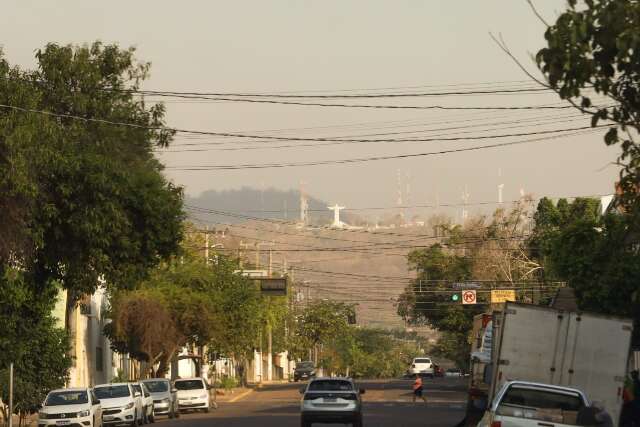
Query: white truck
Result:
<box><xmin>483</xmin><ymin>302</ymin><xmax>633</xmax><ymax>426</ymax></box>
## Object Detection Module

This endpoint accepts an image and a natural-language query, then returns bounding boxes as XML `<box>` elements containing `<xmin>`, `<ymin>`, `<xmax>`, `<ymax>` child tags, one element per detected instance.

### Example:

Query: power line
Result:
<box><xmin>167</xmin><ymin>126</ymin><xmax>611</xmax><ymax>171</ymax></box>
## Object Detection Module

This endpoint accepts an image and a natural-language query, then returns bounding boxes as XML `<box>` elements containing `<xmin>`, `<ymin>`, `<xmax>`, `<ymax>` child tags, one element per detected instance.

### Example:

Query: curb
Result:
<box><xmin>227</xmin><ymin>388</ymin><xmax>254</xmax><ymax>403</ymax></box>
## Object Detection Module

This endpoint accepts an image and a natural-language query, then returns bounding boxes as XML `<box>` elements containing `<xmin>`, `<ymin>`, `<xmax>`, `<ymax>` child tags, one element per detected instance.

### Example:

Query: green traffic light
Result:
<box><xmin>452</xmin><ymin>293</ymin><xmax>460</xmax><ymax>302</ymax></box>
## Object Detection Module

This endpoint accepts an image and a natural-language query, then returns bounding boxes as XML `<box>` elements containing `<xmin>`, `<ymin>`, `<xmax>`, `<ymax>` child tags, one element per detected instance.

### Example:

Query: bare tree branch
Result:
<box><xmin>526</xmin><ymin>0</ymin><xmax>551</xmax><ymax>27</ymax></box>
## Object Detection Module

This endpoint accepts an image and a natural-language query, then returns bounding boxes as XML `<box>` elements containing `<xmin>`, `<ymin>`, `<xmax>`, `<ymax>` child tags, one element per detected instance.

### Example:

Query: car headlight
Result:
<box><xmin>124</xmin><ymin>402</ymin><xmax>135</xmax><ymax>410</ymax></box>
<box><xmin>161</xmin><ymin>398</ymin><xmax>170</xmax><ymax>404</ymax></box>
<box><xmin>199</xmin><ymin>394</ymin><xmax>208</xmax><ymax>399</ymax></box>
<box><xmin>38</xmin><ymin>411</ymin><xmax>47</xmax><ymax>418</ymax></box>
<box><xmin>78</xmin><ymin>410</ymin><xmax>90</xmax><ymax>417</ymax></box>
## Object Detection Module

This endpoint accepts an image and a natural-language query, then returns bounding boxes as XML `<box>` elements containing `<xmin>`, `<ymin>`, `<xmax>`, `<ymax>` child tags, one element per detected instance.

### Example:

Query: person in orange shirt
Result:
<box><xmin>412</xmin><ymin>376</ymin><xmax>427</xmax><ymax>404</ymax></box>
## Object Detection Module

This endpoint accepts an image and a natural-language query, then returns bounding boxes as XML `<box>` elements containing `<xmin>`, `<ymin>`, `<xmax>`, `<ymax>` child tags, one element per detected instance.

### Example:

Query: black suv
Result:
<box><xmin>293</xmin><ymin>361</ymin><xmax>316</xmax><ymax>382</ymax></box>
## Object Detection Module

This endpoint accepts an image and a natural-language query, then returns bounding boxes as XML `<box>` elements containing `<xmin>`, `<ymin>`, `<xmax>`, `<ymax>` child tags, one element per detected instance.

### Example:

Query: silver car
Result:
<box><xmin>140</xmin><ymin>379</ymin><xmax>178</xmax><ymax>419</ymax></box>
<box><xmin>300</xmin><ymin>377</ymin><xmax>364</xmax><ymax>427</ymax></box>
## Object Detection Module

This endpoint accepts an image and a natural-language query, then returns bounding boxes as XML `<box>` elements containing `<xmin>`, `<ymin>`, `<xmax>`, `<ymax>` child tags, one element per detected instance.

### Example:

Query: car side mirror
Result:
<box><xmin>94</xmin><ymin>399</ymin><xmax>101</xmax><ymax>405</ymax></box>
<box><xmin>171</xmin><ymin>388</ymin><xmax>178</xmax><ymax>394</ymax></box>
<box><xmin>359</xmin><ymin>389</ymin><xmax>366</xmax><ymax>395</ymax></box>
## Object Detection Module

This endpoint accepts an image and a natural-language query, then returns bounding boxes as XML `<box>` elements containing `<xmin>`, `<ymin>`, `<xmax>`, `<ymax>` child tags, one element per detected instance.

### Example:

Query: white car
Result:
<box><xmin>94</xmin><ymin>383</ymin><xmax>142</xmax><ymax>427</ymax></box>
<box><xmin>409</xmin><ymin>357</ymin><xmax>434</xmax><ymax>377</ymax></box>
<box><xmin>174</xmin><ymin>378</ymin><xmax>211</xmax><ymax>413</ymax></box>
<box><xmin>477</xmin><ymin>381</ymin><xmax>590</xmax><ymax>427</ymax></box>
<box><xmin>131</xmin><ymin>383</ymin><xmax>154</xmax><ymax>423</ymax></box>
<box><xmin>38</xmin><ymin>388</ymin><xmax>102</xmax><ymax>427</ymax></box>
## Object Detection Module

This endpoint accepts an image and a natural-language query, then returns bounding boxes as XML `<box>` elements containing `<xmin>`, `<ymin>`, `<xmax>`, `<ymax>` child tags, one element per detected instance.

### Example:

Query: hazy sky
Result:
<box><xmin>3</xmin><ymin>1</ymin><xmax>620</xmax><ymax>217</ymax></box>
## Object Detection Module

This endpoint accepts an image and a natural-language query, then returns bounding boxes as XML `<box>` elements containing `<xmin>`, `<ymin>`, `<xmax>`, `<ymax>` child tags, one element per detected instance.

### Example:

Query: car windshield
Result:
<box><xmin>94</xmin><ymin>385</ymin><xmax>131</xmax><ymax>399</ymax></box>
<box><xmin>174</xmin><ymin>380</ymin><xmax>204</xmax><ymax>390</ymax></box>
<box><xmin>308</xmin><ymin>380</ymin><xmax>353</xmax><ymax>391</ymax></box>
<box><xmin>296</xmin><ymin>362</ymin><xmax>314</xmax><ymax>369</ymax></box>
<box><xmin>142</xmin><ymin>381</ymin><xmax>168</xmax><ymax>393</ymax></box>
<box><xmin>415</xmin><ymin>358</ymin><xmax>431</xmax><ymax>364</ymax></box>
<box><xmin>496</xmin><ymin>386</ymin><xmax>584</xmax><ymax>423</ymax></box>
<box><xmin>45</xmin><ymin>391</ymin><xmax>89</xmax><ymax>406</ymax></box>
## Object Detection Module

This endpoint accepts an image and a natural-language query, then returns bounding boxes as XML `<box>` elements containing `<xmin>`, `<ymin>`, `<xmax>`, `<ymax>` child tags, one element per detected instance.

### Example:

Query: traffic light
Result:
<box><xmin>451</xmin><ymin>293</ymin><xmax>460</xmax><ymax>302</ymax></box>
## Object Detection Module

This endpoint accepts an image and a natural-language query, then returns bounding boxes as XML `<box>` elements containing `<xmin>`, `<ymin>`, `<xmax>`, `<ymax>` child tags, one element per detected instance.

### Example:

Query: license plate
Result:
<box><xmin>103</xmin><ymin>416</ymin><xmax>114</xmax><ymax>421</ymax></box>
<box><xmin>56</xmin><ymin>421</ymin><xmax>70</xmax><ymax>425</ymax></box>
<box><xmin>324</xmin><ymin>398</ymin><xmax>337</xmax><ymax>403</ymax></box>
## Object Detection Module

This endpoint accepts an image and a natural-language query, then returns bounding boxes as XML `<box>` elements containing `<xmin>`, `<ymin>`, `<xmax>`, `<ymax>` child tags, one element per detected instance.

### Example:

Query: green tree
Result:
<box><xmin>0</xmin><ymin>268</ymin><xmax>71</xmax><ymax>419</ymax></box>
<box><xmin>536</xmin><ymin>0</ymin><xmax>640</xmax><ymax>222</ymax></box>
<box><xmin>529</xmin><ymin>198</ymin><xmax>640</xmax><ymax>345</ymax></box>
<box><xmin>0</xmin><ymin>42</ymin><xmax>184</xmax><ymax>318</ymax></box>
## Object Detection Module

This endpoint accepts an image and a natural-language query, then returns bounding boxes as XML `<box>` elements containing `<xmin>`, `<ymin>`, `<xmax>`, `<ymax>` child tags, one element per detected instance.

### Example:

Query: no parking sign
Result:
<box><xmin>462</xmin><ymin>290</ymin><xmax>477</xmax><ymax>305</ymax></box>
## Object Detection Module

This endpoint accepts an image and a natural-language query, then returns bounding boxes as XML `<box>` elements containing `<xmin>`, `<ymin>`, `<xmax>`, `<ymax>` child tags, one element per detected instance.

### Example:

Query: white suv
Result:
<box><xmin>409</xmin><ymin>357</ymin><xmax>434</xmax><ymax>377</ymax></box>
<box><xmin>94</xmin><ymin>383</ymin><xmax>142</xmax><ymax>427</ymax></box>
<box><xmin>38</xmin><ymin>388</ymin><xmax>102</xmax><ymax>427</ymax></box>
<box><xmin>174</xmin><ymin>378</ymin><xmax>211</xmax><ymax>413</ymax></box>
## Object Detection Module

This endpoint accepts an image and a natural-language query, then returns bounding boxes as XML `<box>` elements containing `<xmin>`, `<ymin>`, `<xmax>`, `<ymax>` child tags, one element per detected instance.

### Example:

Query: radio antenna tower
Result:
<box><xmin>299</xmin><ymin>181</ymin><xmax>309</xmax><ymax>226</ymax></box>
<box><xmin>498</xmin><ymin>168</ymin><xmax>504</xmax><ymax>206</ymax></box>
<box><xmin>461</xmin><ymin>185</ymin><xmax>470</xmax><ymax>222</ymax></box>
<box><xmin>396</xmin><ymin>169</ymin><xmax>405</xmax><ymax>222</ymax></box>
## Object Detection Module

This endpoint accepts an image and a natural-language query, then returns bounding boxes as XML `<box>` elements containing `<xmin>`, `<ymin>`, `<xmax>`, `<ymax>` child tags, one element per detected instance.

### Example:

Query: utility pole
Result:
<box><xmin>204</xmin><ymin>226</ymin><xmax>209</xmax><ymax>265</ymax></box>
<box><xmin>256</xmin><ymin>242</ymin><xmax>275</xmax><ymax>272</ymax></box>
<box><xmin>239</xmin><ymin>241</ymin><xmax>251</xmax><ymax>269</ymax></box>
<box><xmin>8</xmin><ymin>363</ymin><xmax>13</xmax><ymax>427</ymax></box>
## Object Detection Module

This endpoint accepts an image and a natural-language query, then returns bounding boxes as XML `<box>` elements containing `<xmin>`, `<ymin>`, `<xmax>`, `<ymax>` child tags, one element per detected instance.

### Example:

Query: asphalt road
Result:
<box><xmin>153</xmin><ymin>377</ymin><xmax>467</xmax><ymax>427</ymax></box>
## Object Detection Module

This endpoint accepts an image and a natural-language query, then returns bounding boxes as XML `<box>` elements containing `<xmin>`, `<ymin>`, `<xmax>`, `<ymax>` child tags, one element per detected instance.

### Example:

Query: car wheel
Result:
<box><xmin>353</xmin><ymin>415</ymin><xmax>363</xmax><ymax>427</ymax></box>
<box><xmin>203</xmin><ymin>407</ymin><xmax>210</xmax><ymax>413</ymax></box>
<box><xmin>300</xmin><ymin>417</ymin><xmax>312</xmax><ymax>427</ymax></box>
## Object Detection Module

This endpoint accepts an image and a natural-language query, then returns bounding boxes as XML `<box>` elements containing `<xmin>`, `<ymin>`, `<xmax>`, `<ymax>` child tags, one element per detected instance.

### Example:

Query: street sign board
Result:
<box><xmin>462</xmin><ymin>290</ymin><xmax>477</xmax><ymax>305</ymax></box>
<box><xmin>491</xmin><ymin>289</ymin><xmax>516</xmax><ymax>303</ymax></box>
<box><xmin>259</xmin><ymin>278</ymin><xmax>287</xmax><ymax>296</ymax></box>
<box><xmin>234</xmin><ymin>269</ymin><xmax>268</xmax><ymax>278</ymax></box>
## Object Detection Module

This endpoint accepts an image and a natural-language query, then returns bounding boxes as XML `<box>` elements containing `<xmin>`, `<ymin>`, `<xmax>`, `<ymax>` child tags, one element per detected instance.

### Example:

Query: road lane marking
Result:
<box><xmin>227</xmin><ymin>389</ymin><xmax>254</xmax><ymax>403</ymax></box>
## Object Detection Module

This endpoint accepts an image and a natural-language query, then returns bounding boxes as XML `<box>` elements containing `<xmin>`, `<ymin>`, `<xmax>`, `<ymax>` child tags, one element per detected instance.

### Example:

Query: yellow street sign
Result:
<box><xmin>491</xmin><ymin>289</ymin><xmax>516</xmax><ymax>303</ymax></box>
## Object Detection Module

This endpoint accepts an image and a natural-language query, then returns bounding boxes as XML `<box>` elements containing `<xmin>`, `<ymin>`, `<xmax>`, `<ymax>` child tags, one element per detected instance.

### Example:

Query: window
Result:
<box><xmin>174</xmin><ymin>380</ymin><xmax>204</xmax><ymax>390</ymax></box>
<box><xmin>497</xmin><ymin>386</ymin><xmax>584</xmax><ymax>423</ymax></box>
<box><xmin>308</xmin><ymin>380</ymin><xmax>353</xmax><ymax>392</ymax></box>
<box><xmin>45</xmin><ymin>391</ymin><xmax>89</xmax><ymax>406</ymax></box>
<box><xmin>94</xmin><ymin>385</ymin><xmax>131</xmax><ymax>399</ymax></box>
<box><xmin>142</xmin><ymin>381</ymin><xmax>169</xmax><ymax>393</ymax></box>
<box><xmin>414</xmin><ymin>358</ymin><xmax>431</xmax><ymax>364</ymax></box>
<box><xmin>95</xmin><ymin>347</ymin><xmax>103</xmax><ymax>372</ymax></box>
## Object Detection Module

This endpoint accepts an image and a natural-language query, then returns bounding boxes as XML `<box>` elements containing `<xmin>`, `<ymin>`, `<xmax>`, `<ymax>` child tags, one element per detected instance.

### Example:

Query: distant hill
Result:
<box><xmin>186</xmin><ymin>187</ymin><xmax>359</xmax><ymax>225</ymax></box>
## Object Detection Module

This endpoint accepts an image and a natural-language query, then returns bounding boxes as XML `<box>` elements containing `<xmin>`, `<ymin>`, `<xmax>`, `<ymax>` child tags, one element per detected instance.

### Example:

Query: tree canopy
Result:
<box><xmin>536</xmin><ymin>0</ymin><xmax>640</xmax><ymax>222</ymax></box>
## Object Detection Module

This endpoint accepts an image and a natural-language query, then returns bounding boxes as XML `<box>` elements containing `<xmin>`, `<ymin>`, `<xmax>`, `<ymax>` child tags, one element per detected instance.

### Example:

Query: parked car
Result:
<box><xmin>293</xmin><ymin>361</ymin><xmax>316</xmax><ymax>382</ymax></box>
<box><xmin>445</xmin><ymin>368</ymin><xmax>463</xmax><ymax>377</ymax></box>
<box><xmin>174</xmin><ymin>378</ymin><xmax>211</xmax><ymax>413</ymax></box>
<box><xmin>140</xmin><ymin>379</ymin><xmax>178</xmax><ymax>419</ymax></box>
<box><xmin>94</xmin><ymin>383</ymin><xmax>142</xmax><ymax>427</ymax></box>
<box><xmin>38</xmin><ymin>388</ymin><xmax>102</xmax><ymax>427</ymax></box>
<box><xmin>477</xmin><ymin>381</ymin><xmax>590</xmax><ymax>427</ymax></box>
<box><xmin>409</xmin><ymin>357</ymin><xmax>434</xmax><ymax>377</ymax></box>
<box><xmin>131</xmin><ymin>384</ymin><xmax>154</xmax><ymax>423</ymax></box>
<box><xmin>300</xmin><ymin>377</ymin><xmax>365</xmax><ymax>427</ymax></box>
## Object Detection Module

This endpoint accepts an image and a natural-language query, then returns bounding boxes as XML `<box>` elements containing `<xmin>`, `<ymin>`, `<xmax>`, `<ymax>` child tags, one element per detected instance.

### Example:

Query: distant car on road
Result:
<box><xmin>409</xmin><ymin>357</ymin><xmax>434</xmax><ymax>378</ymax></box>
<box><xmin>293</xmin><ymin>361</ymin><xmax>316</xmax><ymax>382</ymax></box>
<box><xmin>300</xmin><ymin>377</ymin><xmax>365</xmax><ymax>427</ymax></box>
<box><xmin>477</xmin><ymin>381</ymin><xmax>590</xmax><ymax>427</ymax></box>
<box><xmin>445</xmin><ymin>368</ymin><xmax>463</xmax><ymax>377</ymax></box>
<box><xmin>140</xmin><ymin>379</ymin><xmax>178</xmax><ymax>419</ymax></box>
<box><xmin>38</xmin><ymin>388</ymin><xmax>102</xmax><ymax>427</ymax></box>
<box><xmin>174</xmin><ymin>378</ymin><xmax>211</xmax><ymax>413</ymax></box>
<box><xmin>94</xmin><ymin>383</ymin><xmax>142</xmax><ymax>427</ymax></box>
